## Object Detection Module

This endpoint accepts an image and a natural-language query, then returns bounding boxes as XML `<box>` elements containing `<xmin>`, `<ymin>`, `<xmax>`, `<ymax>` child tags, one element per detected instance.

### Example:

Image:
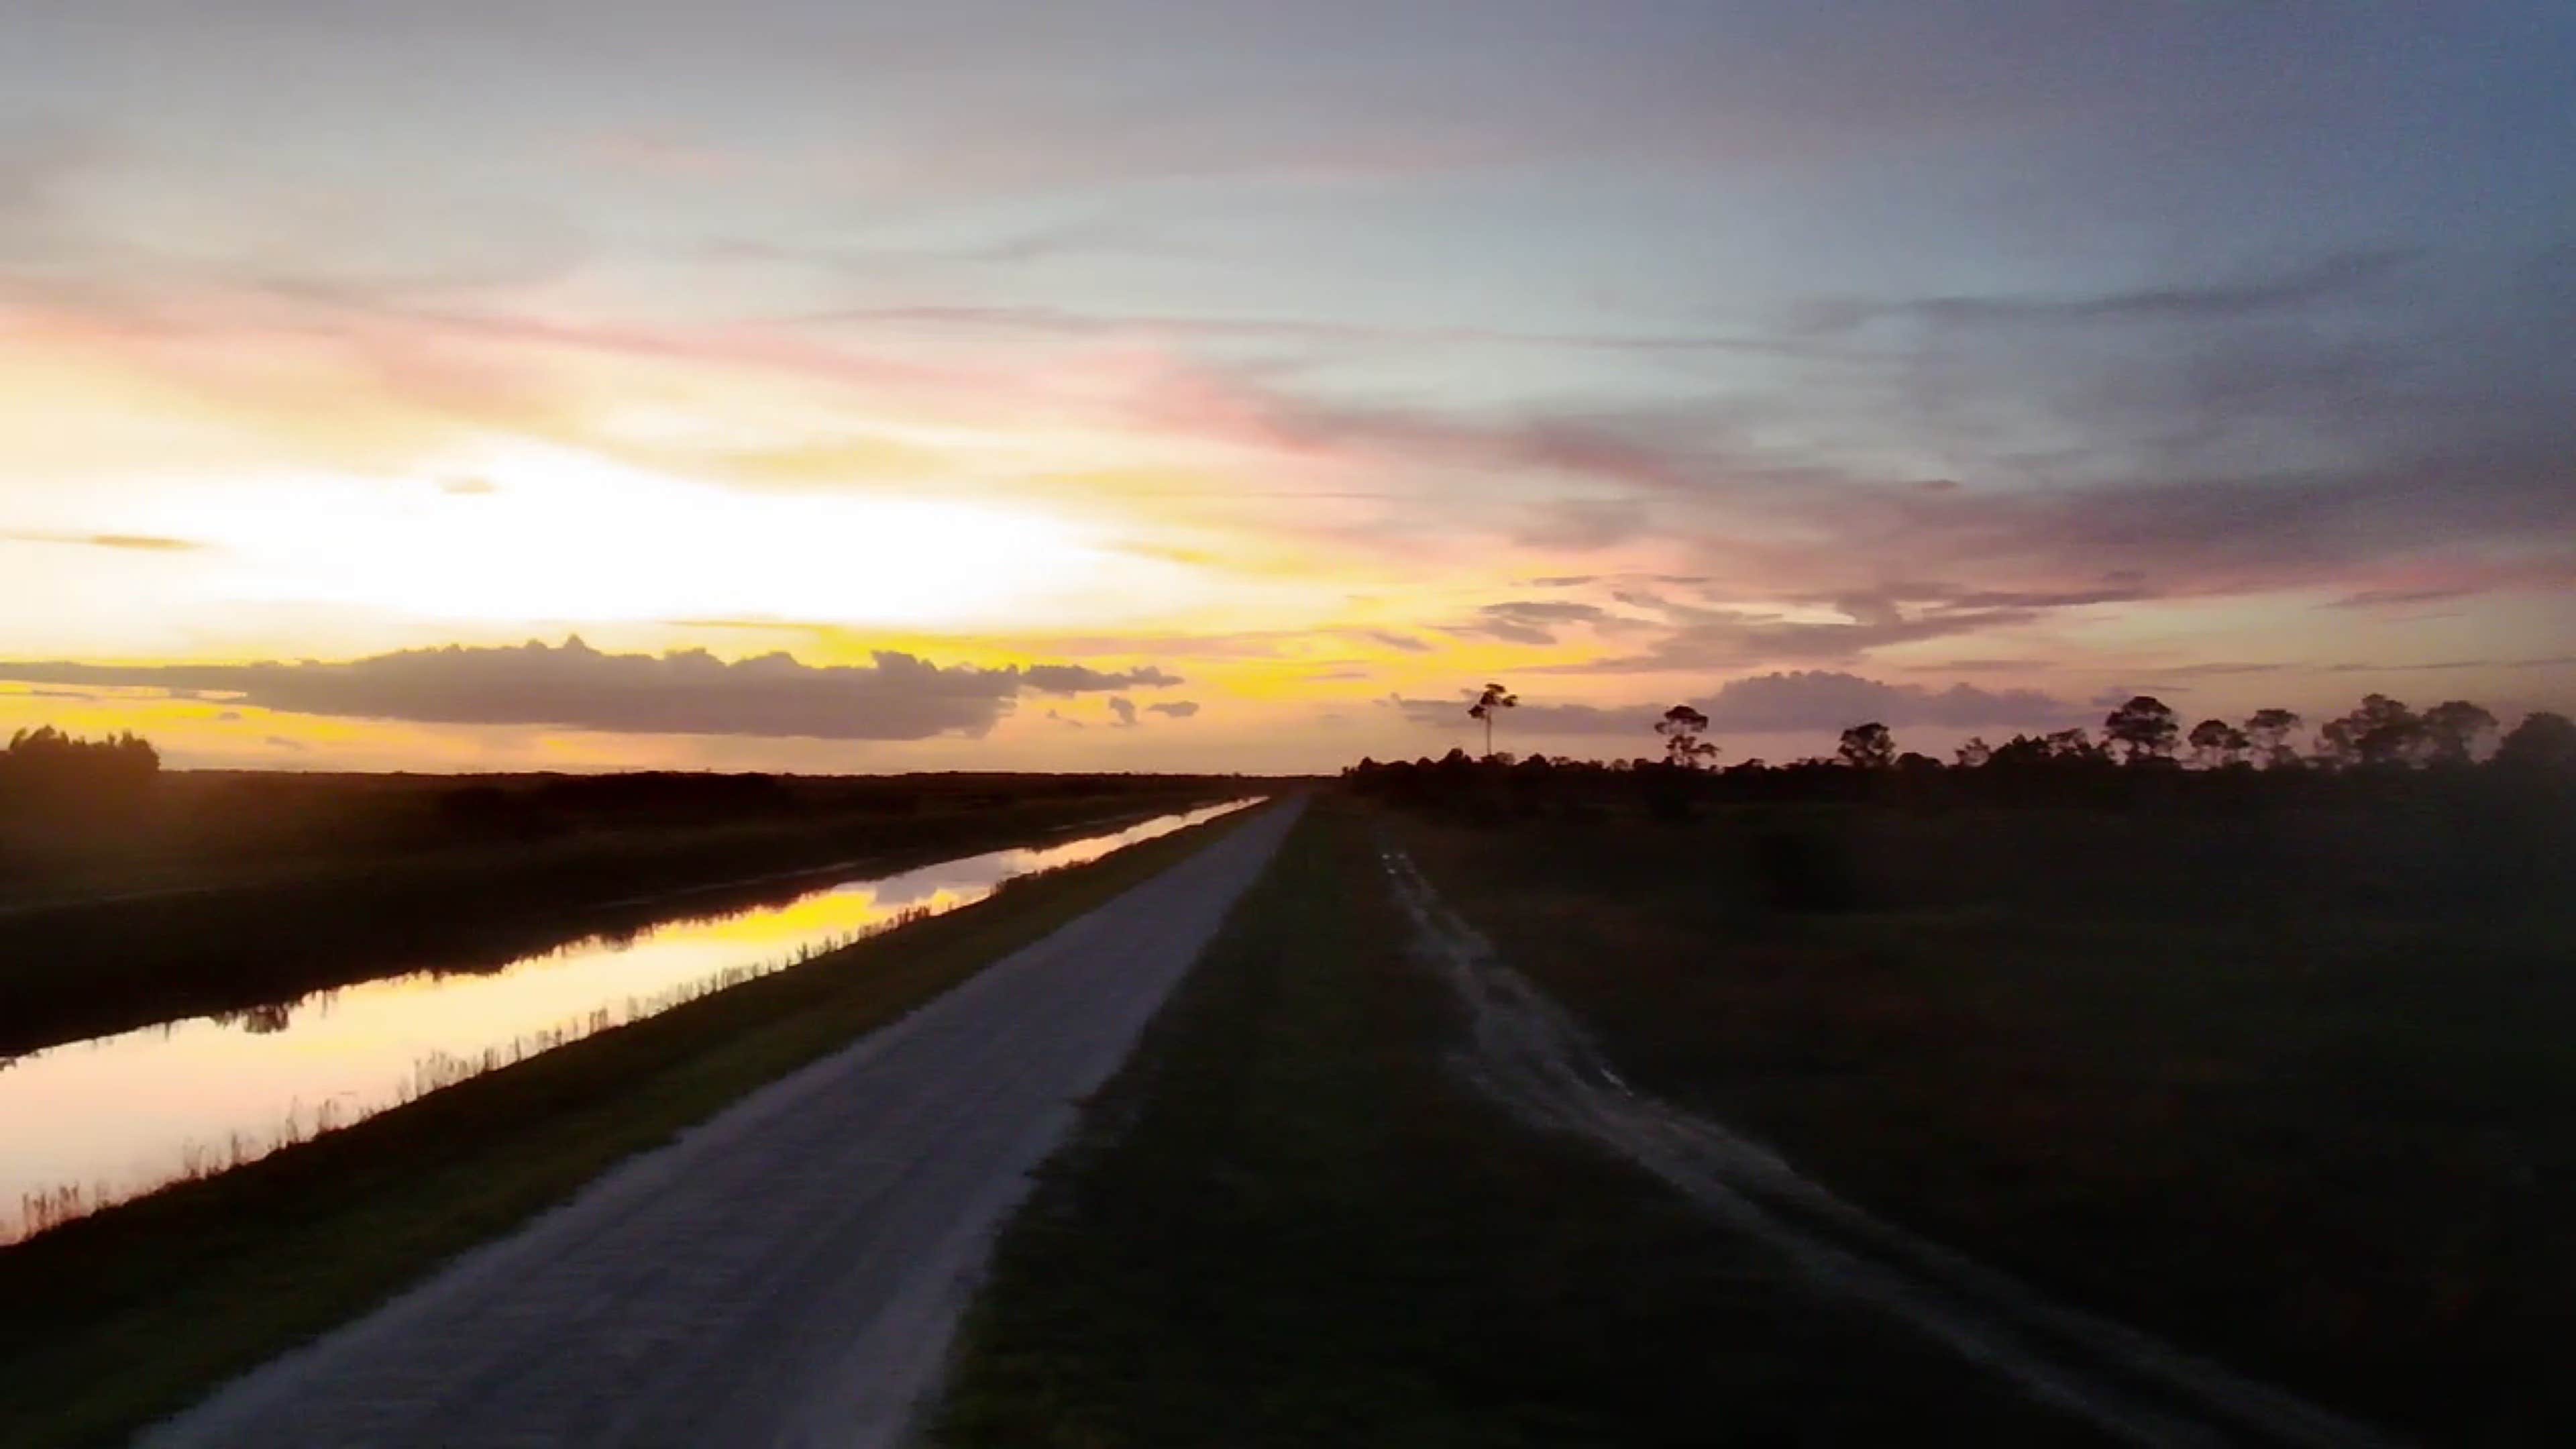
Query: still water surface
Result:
<box><xmin>1</xmin><ymin>798</ymin><xmax>1261</xmax><ymax>1240</ymax></box>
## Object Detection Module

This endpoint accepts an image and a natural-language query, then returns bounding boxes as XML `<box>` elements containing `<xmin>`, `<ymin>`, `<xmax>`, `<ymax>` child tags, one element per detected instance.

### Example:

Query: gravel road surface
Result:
<box><xmin>144</xmin><ymin>800</ymin><xmax>1301</xmax><ymax>1449</ymax></box>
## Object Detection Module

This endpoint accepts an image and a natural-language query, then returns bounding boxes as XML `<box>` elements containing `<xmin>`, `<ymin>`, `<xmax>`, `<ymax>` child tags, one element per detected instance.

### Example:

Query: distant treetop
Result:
<box><xmin>0</xmin><ymin>726</ymin><xmax>161</xmax><ymax>808</ymax></box>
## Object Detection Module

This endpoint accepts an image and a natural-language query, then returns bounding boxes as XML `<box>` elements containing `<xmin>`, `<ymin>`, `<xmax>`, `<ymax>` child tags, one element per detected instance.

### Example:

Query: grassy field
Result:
<box><xmin>0</xmin><ymin>774</ymin><xmax>1240</xmax><ymax>1055</ymax></box>
<box><xmin>1387</xmin><ymin>800</ymin><xmax>2576</xmax><ymax>1444</ymax></box>
<box><xmin>0</xmin><ymin>800</ymin><xmax>1269</xmax><ymax>1449</ymax></box>
<box><xmin>936</xmin><ymin>800</ymin><xmax>2084</xmax><ymax>1446</ymax></box>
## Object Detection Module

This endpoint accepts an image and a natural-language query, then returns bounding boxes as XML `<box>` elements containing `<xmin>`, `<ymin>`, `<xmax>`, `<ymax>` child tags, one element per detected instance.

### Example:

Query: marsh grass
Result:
<box><xmin>1389</xmin><ymin>802</ymin><xmax>2576</xmax><ymax>1443</ymax></box>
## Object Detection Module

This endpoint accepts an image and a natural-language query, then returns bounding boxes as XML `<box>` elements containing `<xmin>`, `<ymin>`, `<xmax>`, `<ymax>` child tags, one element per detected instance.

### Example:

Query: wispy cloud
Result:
<box><xmin>1450</xmin><ymin>600</ymin><xmax>1611</xmax><ymax>646</ymax></box>
<box><xmin>3</xmin><ymin>532</ymin><xmax>207</xmax><ymax>553</ymax></box>
<box><xmin>800</xmin><ymin>302</ymin><xmax>1794</xmax><ymax>358</ymax></box>
<box><xmin>1390</xmin><ymin>670</ymin><xmax>2076</xmax><ymax>739</ymax></box>
<box><xmin>1361</xmin><ymin>631</ymin><xmax>1434</xmax><ymax>653</ymax></box>
<box><xmin>2324</xmin><ymin>655</ymin><xmax>2576</xmax><ymax>675</ymax></box>
<box><xmin>1796</xmin><ymin>250</ymin><xmax>2420</xmax><ymax>334</ymax></box>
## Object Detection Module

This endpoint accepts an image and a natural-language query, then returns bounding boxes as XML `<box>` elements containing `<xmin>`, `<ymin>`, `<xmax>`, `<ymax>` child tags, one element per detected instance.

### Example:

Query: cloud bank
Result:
<box><xmin>1691</xmin><ymin>671</ymin><xmax>2076</xmax><ymax>732</ymax></box>
<box><xmin>0</xmin><ymin>638</ymin><xmax>1182</xmax><ymax>741</ymax></box>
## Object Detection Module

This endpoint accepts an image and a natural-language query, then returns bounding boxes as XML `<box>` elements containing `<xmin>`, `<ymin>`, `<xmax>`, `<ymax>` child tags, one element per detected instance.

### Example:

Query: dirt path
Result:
<box><xmin>141</xmin><ymin>800</ymin><xmax>1303</xmax><ymax>1449</ymax></box>
<box><xmin>1381</xmin><ymin>845</ymin><xmax>2406</xmax><ymax>1449</ymax></box>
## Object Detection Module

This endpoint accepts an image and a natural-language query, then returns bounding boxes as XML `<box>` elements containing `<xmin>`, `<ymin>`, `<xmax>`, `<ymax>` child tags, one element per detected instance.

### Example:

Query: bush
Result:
<box><xmin>0</xmin><ymin>727</ymin><xmax>160</xmax><ymax>812</ymax></box>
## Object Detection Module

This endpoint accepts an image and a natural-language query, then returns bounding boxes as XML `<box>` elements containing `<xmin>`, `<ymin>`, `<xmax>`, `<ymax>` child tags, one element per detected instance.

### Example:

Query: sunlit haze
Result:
<box><xmin>6</xmin><ymin>3</ymin><xmax>2571</xmax><ymax>771</ymax></box>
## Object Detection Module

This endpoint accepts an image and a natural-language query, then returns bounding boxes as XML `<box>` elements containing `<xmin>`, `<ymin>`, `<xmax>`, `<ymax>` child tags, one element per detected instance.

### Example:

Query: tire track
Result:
<box><xmin>1381</xmin><ymin>845</ymin><xmax>2404</xmax><ymax>1449</ymax></box>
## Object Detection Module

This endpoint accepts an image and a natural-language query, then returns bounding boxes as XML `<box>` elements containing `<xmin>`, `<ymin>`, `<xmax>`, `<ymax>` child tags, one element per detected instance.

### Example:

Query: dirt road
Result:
<box><xmin>143</xmin><ymin>800</ymin><xmax>1302</xmax><ymax>1449</ymax></box>
<box><xmin>1381</xmin><ymin>845</ymin><xmax>2406</xmax><ymax>1449</ymax></box>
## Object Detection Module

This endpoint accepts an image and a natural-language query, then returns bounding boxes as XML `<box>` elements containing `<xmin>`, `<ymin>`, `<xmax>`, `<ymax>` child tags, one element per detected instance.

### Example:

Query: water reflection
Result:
<box><xmin>1</xmin><ymin>798</ymin><xmax>1260</xmax><ymax>1243</ymax></box>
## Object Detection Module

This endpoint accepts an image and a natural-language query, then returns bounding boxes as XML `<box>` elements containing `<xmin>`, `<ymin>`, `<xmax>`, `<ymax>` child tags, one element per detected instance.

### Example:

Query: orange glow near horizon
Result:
<box><xmin>4</xmin><ymin>13</ymin><xmax>2571</xmax><ymax>775</ymax></box>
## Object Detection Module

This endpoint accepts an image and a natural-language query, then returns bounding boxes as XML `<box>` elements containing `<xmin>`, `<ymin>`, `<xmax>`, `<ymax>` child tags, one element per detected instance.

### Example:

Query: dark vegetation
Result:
<box><xmin>0</xmin><ymin>727</ymin><xmax>160</xmax><ymax>809</ymax></box>
<box><xmin>1352</xmin><ymin>688</ymin><xmax>2573</xmax><ymax>824</ymax></box>
<box><xmin>938</xmin><ymin>801</ymin><xmax>2082</xmax><ymax>1446</ymax></box>
<box><xmin>0</xmin><ymin>801</ymin><xmax>1271</xmax><ymax>1449</ymax></box>
<box><xmin>0</xmin><ymin>748</ymin><xmax>1241</xmax><ymax>901</ymax></box>
<box><xmin>1357</xmin><ymin>688</ymin><xmax>2576</xmax><ymax>1442</ymax></box>
<box><xmin>0</xmin><ymin>737</ymin><xmax>1248</xmax><ymax>1055</ymax></box>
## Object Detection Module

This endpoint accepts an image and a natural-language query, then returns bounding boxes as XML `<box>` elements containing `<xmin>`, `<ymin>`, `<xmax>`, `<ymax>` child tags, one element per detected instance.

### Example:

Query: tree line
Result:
<box><xmin>1438</xmin><ymin>683</ymin><xmax>2573</xmax><ymax>775</ymax></box>
<box><xmin>1904</xmin><ymin>694</ymin><xmax>2567</xmax><ymax>774</ymax></box>
<box><xmin>1347</xmin><ymin>685</ymin><xmax>2576</xmax><ymax>818</ymax></box>
<box><xmin>0</xmin><ymin>727</ymin><xmax>161</xmax><ymax>810</ymax></box>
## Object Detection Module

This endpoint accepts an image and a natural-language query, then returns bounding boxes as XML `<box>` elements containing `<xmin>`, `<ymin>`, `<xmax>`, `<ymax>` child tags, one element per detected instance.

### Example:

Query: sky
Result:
<box><xmin>3</xmin><ymin>1</ymin><xmax>2571</xmax><ymax>773</ymax></box>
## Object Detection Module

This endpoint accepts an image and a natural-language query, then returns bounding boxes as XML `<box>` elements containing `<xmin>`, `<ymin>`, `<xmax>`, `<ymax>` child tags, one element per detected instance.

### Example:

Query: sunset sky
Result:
<box><xmin>5</xmin><ymin>2</ymin><xmax>2571</xmax><ymax>773</ymax></box>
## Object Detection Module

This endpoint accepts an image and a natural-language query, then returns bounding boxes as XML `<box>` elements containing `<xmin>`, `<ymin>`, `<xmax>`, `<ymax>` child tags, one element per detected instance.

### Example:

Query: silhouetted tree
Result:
<box><xmin>2319</xmin><ymin>694</ymin><xmax>2422</xmax><ymax>767</ymax></box>
<box><xmin>1837</xmin><ymin>721</ymin><xmax>1895</xmax><ymax>769</ymax></box>
<box><xmin>2420</xmin><ymin>699</ymin><xmax>2498</xmax><ymax>765</ymax></box>
<box><xmin>2494</xmin><ymin>710</ymin><xmax>2576</xmax><ymax>774</ymax></box>
<box><xmin>2244</xmin><ymin>708</ymin><xmax>2304</xmax><ymax>768</ymax></box>
<box><xmin>0</xmin><ymin>726</ymin><xmax>160</xmax><ymax>810</ymax></box>
<box><xmin>2186</xmin><ymin>718</ymin><xmax>2251</xmax><ymax>769</ymax></box>
<box><xmin>1986</xmin><ymin>734</ymin><xmax>2052</xmax><ymax>769</ymax></box>
<box><xmin>1346</xmin><ymin>687</ymin><xmax>2575</xmax><ymax>822</ymax></box>
<box><xmin>1467</xmin><ymin>682</ymin><xmax>1518</xmax><ymax>761</ymax></box>
<box><xmin>1655</xmin><ymin>704</ymin><xmax>1717</xmax><ymax>768</ymax></box>
<box><xmin>2045</xmin><ymin>727</ymin><xmax>2106</xmax><ymax>763</ymax></box>
<box><xmin>2102</xmin><ymin>696</ymin><xmax>2180</xmax><ymax>763</ymax></box>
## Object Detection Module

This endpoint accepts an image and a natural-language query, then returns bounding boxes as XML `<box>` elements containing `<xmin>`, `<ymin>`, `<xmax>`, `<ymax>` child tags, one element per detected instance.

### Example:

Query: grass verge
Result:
<box><xmin>1387</xmin><ymin>803</ymin><xmax>2576</xmax><ymax>1444</ymax></box>
<box><xmin>934</xmin><ymin>800</ymin><xmax>2081</xmax><ymax>1447</ymax></box>
<box><xmin>0</xmin><ymin>800</ymin><xmax>1271</xmax><ymax>1449</ymax></box>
